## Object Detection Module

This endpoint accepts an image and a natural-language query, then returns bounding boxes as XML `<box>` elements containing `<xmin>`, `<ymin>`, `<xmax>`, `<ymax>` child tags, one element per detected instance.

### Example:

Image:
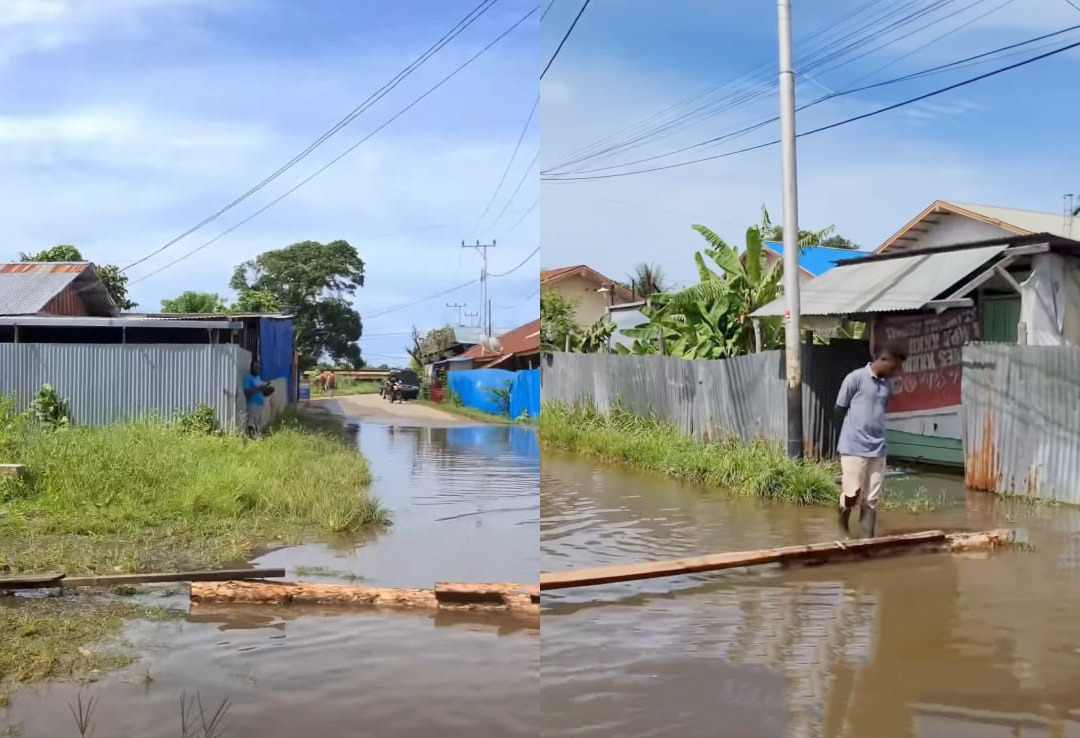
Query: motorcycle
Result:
<box><xmin>390</xmin><ymin>381</ymin><xmax>404</xmax><ymax>403</ymax></box>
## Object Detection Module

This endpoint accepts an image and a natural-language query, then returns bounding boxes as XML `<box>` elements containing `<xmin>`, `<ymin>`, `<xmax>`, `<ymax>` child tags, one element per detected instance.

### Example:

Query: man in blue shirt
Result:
<box><xmin>834</xmin><ymin>342</ymin><xmax>907</xmax><ymax>538</ymax></box>
<box><xmin>244</xmin><ymin>358</ymin><xmax>273</xmax><ymax>436</ymax></box>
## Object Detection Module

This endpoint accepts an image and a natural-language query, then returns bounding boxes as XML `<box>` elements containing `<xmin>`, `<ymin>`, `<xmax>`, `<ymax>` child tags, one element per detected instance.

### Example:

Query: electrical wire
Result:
<box><xmin>489</xmin><ymin>148</ymin><xmax>539</xmax><ymax>228</ymax></box>
<box><xmin>129</xmin><ymin>4</ymin><xmax>540</xmax><ymax>285</ymax></box>
<box><xmin>364</xmin><ymin>279</ymin><xmax>480</xmax><ymax>320</ymax></box>
<box><xmin>506</xmin><ymin>197</ymin><xmax>538</xmax><ymax>232</ymax></box>
<box><xmin>541</xmin><ymin>0</ymin><xmax>556</xmax><ymax>21</ymax></box>
<box><xmin>550</xmin><ymin>21</ymin><xmax>1080</xmax><ymax>177</ymax></box>
<box><xmin>540</xmin><ymin>0</ymin><xmax>590</xmax><ymax>80</ymax></box>
<box><xmin>476</xmin><ymin>93</ymin><xmax>539</xmax><ymax>229</ymax></box>
<box><xmin>543</xmin><ymin>31</ymin><xmax>1080</xmax><ymax>181</ymax></box>
<box><xmin>121</xmin><ymin>0</ymin><xmax>500</xmax><ymax>273</ymax></box>
<box><xmin>488</xmin><ymin>245</ymin><xmax>540</xmax><ymax>277</ymax></box>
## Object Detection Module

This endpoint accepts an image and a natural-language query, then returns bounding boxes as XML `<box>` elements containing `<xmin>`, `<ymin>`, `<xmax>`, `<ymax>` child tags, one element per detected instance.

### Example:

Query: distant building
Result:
<box><xmin>0</xmin><ymin>262</ymin><xmax>118</xmax><ymax>317</ymax></box>
<box><xmin>756</xmin><ymin>241</ymin><xmax>862</xmax><ymax>281</ymax></box>
<box><xmin>460</xmin><ymin>318</ymin><xmax>540</xmax><ymax>371</ymax></box>
<box><xmin>541</xmin><ymin>265</ymin><xmax>636</xmax><ymax>329</ymax></box>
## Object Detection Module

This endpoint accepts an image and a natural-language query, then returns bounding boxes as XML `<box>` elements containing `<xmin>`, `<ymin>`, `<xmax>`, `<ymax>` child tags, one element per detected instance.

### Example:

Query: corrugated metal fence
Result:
<box><xmin>541</xmin><ymin>341</ymin><xmax>868</xmax><ymax>456</ymax></box>
<box><xmin>962</xmin><ymin>343</ymin><xmax>1080</xmax><ymax>502</ymax></box>
<box><xmin>0</xmin><ymin>343</ymin><xmax>250</xmax><ymax>429</ymax></box>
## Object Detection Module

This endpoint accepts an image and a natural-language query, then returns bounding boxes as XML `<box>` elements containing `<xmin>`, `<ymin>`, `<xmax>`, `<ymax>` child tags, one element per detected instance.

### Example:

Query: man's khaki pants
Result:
<box><xmin>840</xmin><ymin>455</ymin><xmax>886</xmax><ymax>511</ymax></box>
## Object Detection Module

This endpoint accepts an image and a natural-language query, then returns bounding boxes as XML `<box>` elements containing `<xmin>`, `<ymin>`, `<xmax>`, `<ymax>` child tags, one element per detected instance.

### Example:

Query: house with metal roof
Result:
<box><xmin>753</xmin><ymin>232</ymin><xmax>1080</xmax><ymax>466</ymax></box>
<box><xmin>756</xmin><ymin>241</ymin><xmax>864</xmax><ymax>280</ymax></box>
<box><xmin>0</xmin><ymin>262</ymin><xmax>117</xmax><ymax>317</ymax></box>
<box><xmin>541</xmin><ymin>265</ymin><xmax>637</xmax><ymax>329</ymax></box>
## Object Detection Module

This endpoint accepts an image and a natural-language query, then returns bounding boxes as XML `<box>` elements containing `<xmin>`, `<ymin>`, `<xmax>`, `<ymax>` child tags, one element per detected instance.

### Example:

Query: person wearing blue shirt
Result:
<box><xmin>834</xmin><ymin>342</ymin><xmax>907</xmax><ymax>538</ymax></box>
<box><xmin>244</xmin><ymin>358</ymin><xmax>273</xmax><ymax>435</ymax></box>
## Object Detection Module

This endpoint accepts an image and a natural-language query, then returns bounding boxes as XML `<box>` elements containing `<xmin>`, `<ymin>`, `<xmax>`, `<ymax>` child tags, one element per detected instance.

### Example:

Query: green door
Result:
<box><xmin>978</xmin><ymin>296</ymin><xmax>1021</xmax><ymax>343</ymax></box>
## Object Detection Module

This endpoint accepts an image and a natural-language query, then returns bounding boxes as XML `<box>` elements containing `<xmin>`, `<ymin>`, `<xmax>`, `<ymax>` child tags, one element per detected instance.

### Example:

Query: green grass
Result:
<box><xmin>310</xmin><ymin>379</ymin><xmax>381</xmax><ymax>397</ymax></box>
<box><xmin>540</xmin><ymin>402</ymin><xmax>838</xmax><ymax>505</ymax></box>
<box><xmin>0</xmin><ymin>416</ymin><xmax>388</xmax><ymax>576</ymax></box>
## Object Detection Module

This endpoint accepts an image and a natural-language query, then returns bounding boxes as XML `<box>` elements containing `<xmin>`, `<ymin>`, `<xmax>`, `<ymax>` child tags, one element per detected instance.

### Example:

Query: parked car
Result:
<box><xmin>382</xmin><ymin>370</ymin><xmax>420</xmax><ymax>402</ymax></box>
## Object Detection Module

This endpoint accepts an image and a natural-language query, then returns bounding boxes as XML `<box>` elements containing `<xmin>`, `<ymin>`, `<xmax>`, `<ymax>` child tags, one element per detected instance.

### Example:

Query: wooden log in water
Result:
<box><xmin>191</xmin><ymin>580</ymin><xmax>540</xmax><ymax>616</ymax></box>
<box><xmin>62</xmin><ymin>568</ymin><xmax>286</xmax><ymax>588</ymax></box>
<box><xmin>539</xmin><ymin>529</ymin><xmax>1014</xmax><ymax>591</ymax></box>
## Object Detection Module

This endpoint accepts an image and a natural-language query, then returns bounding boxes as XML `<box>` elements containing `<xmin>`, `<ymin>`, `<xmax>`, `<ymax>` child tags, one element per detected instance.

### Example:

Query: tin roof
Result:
<box><xmin>461</xmin><ymin>318</ymin><xmax>540</xmax><ymax>363</ymax></box>
<box><xmin>760</xmin><ymin>241</ymin><xmax>864</xmax><ymax>277</ymax></box>
<box><xmin>0</xmin><ymin>262</ymin><xmax>117</xmax><ymax>316</ymax></box>
<box><xmin>752</xmin><ymin>243</ymin><xmax>1009</xmax><ymax>317</ymax></box>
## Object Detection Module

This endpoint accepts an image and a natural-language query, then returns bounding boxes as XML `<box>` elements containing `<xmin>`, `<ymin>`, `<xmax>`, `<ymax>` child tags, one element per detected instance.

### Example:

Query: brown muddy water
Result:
<box><xmin>542</xmin><ymin>453</ymin><xmax>1080</xmax><ymax>738</ymax></box>
<box><xmin>2</xmin><ymin>419</ymin><xmax>539</xmax><ymax>738</ymax></box>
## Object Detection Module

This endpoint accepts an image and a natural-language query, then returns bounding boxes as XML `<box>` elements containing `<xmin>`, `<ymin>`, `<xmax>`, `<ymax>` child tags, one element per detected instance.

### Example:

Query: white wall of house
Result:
<box><xmin>885</xmin><ymin>214</ymin><xmax>1014</xmax><ymax>253</ymax></box>
<box><xmin>550</xmin><ymin>274</ymin><xmax>616</xmax><ymax>329</ymax></box>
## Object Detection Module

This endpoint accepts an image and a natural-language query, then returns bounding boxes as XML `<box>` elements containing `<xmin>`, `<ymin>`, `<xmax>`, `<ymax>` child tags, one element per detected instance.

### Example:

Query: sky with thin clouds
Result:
<box><xmin>541</xmin><ymin>0</ymin><xmax>1080</xmax><ymax>292</ymax></box>
<box><xmin>0</xmin><ymin>0</ymin><xmax>540</xmax><ymax>366</ymax></box>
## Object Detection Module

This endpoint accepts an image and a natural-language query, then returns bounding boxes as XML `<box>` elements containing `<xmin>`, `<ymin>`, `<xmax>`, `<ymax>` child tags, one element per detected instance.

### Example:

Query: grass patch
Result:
<box><xmin>540</xmin><ymin>402</ymin><xmax>838</xmax><ymax>505</ymax></box>
<box><xmin>0</xmin><ymin>413</ymin><xmax>388</xmax><ymax>576</ymax></box>
<box><xmin>294</xmin><ymin>565</ymin><xmax>363</xmax><ymax>582</ymax></box>
<box><xmin>311</xmin><ymin>379</ymin><xmax>381</xmax><ymax>397</ymax></box>
<box><xmin>0</xmin><ymin>596</ymin><xmax>178</xmax><ymax>704</ymax></box>
<box><xmin>415</xmin><ymin>400</ymin><xmax>537</xmax><ymax>426</ymax></box>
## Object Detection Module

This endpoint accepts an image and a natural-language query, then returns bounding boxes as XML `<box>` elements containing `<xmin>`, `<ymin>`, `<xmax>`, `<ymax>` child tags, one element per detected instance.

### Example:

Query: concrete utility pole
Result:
<box><xmin>464</xmin><ymin>311</ymin><xmax>479</xmax><ymax>328</ymax></box>
<box><xmin>462</xmin><ymin>240</ymin><xmax>496</xmax><ymax>339</ymax></box>
<box><xmin>446</xmin><ymin>302</ymin><xmax>468</xmax><ymax>327</ymax></box>
<box><xmin>778</xmin><ymin>0</ymin><xmax>803</xmax><ymax>458</ymax></box>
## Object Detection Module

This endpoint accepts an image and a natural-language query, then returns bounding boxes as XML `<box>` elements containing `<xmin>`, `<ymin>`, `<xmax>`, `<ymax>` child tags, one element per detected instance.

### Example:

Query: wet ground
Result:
<box><xmin>2</xmin><ymin>415</ymin><xmax>539</xmax><ymax>738</ymax></box>
<box><xmin>541</xmin><ymin>453</ymin><xmax>1080</xmax><ymax>738</ymax></box>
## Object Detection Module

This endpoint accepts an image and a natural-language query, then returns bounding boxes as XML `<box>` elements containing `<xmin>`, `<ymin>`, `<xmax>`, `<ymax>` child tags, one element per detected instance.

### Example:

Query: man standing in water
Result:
<box><xmin>834</xmin><ymin>342</ymin><xmax>907</xmax><ymax>538</ymax></box>
<box><xmin>244</xmin><ymin>357</ymin><xmax>274</xmax><ymax>436</ymax></box>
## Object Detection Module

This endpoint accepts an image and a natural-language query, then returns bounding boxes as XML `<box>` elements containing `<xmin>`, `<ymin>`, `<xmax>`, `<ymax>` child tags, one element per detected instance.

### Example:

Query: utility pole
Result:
<box><xmin>446</xmin><ymin>302</ymin><xmax>468</xmax><ymax>327</ymax></box>
<box><xmin>464</xmin><ymin>311</ymin><xmax>479</xmax><ymax>328</ymax></box>
<box><xmin>462</xmin><ymin>240</ymin><xmax>496</xmax><ymax>340</ymax></box>
<box><xmin>778</xmin><ymin>0</ymin><xmax>803</xmax><ymax>459</ymax></box>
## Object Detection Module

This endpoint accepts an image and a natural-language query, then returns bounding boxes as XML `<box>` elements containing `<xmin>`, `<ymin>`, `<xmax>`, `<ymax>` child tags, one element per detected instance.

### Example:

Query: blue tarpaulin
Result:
<box><xmin>259</xmin><ymin>317</ymin><xmax>294</xmax><ymax>403</ymax></box>
<box><xmin>509</xmin><ymin>369</ymin><xmax>540</xmax><ymax>420</ymax></box>
<box><xmin>447</xmin><ymin>368</ymin><xmax>541</xmax><ymax>419</ymax></box>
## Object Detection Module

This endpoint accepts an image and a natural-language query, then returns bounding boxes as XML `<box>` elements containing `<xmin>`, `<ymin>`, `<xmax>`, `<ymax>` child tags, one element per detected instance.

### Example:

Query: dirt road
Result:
<box><xmin>320</xmin><ymin>394</ymin><xmax>476</xmax><ymax>426</ymax></box>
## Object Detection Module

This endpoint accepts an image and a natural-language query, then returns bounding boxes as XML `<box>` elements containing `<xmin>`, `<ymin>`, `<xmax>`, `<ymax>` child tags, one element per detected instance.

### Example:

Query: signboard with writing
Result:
<box><xmin>873</xmin><ymin>308</ymin><xmax>979</xmax><ymax>413</ymax></box>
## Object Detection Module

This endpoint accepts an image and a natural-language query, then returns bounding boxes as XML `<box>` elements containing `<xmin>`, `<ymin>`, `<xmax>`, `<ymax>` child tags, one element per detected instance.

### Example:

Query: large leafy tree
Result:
<box><xmin>231</xmin><ymin>240</ymin><xmax>365</xmax><ymax>369</ymax></box>
<box><xmin>20</xmin><ymin>245</ymin><xmax>137</xmax><ymax>310</ymax></box>
<box><xmin>160</xmin><ymin>291</ymin><xmax>227</xmax><ymax>314</ymax></box>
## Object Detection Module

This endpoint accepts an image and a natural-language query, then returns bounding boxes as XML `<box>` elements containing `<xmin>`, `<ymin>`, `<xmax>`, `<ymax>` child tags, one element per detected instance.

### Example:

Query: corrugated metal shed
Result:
<box><xmin>753</xmin><ymin>244</ymin><xmax>1007</xmax><ymax>317</ymax></box>
<box><xmin>962</xmin><ymin>343</ymin><xmax>1080</xmax><ymax>503</ymax></box>
<box><xmin>0</xmin><ymin>343</ymin><xmax>250</xmax><ymax>429</ymax></box>
<box><xmin>0</xmin><ymin>262</ymin><xmax>117</xmax><ymax>316</ymax></box>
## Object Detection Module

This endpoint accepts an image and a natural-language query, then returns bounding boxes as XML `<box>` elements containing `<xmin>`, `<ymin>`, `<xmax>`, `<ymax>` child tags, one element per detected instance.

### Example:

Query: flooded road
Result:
<box><xmin>542</xmin><ymin>453</ymin><xmax>1080</xmax><ymax>738</ymax></box>
<box><xmin>2</xmin><ymin>418</ymin><xmax>539</xmax><ymax>738</ymax></box>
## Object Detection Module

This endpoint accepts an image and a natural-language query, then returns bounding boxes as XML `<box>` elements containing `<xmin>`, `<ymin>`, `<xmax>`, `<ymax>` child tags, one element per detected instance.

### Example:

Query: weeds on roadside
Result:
<box><xmin>66</xmin><ymin>690</ymin><xmax>231</xmax><ymax>738</ymax></box>
<box><xmin>540</xmin><ymin>401</ymin><xmax>838</xmax><ymax>505</ymax></box>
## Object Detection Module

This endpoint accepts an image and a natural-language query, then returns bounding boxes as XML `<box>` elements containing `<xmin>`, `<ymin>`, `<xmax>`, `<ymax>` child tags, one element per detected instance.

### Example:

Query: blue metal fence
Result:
<box><xmin>447</xmin><ymin>368</ymin><xmax>539</xmax><ymax>419</ymax></box>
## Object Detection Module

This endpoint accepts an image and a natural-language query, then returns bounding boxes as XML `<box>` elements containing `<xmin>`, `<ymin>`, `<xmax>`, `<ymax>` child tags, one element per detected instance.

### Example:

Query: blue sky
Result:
<box><xmin>0</xmin><ymin>0</ymin><xmax>540</xmax><ymax>366</ymax></box>
<box><xmin>541</xmin><ymin>0</ymin><xmax>1080</xmax><ymax>291</ymax></box>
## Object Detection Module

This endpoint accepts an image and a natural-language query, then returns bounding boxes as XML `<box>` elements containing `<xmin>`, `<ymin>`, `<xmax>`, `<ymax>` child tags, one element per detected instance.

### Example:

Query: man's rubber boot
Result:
<box><xmin>838</xmin><ymin>496</ymin><xmax>857</xmax><ymax>536</ymax></box>
<box><xmin>860</xmin><ymin>508</ymin><xmax>877</xmax><ymax>539</ymax></box>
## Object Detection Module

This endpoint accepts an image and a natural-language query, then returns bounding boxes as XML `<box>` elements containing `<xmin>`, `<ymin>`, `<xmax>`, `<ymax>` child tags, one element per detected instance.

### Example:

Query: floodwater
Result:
<box><xmin>2</xmin><ymin>418</ymin><xmax>539</xmax><ymax>738</ymax></box>
<box><xmin>542</xmin><ymin>453</ymin><xmax>1080</xmax><ymax>738</ymax></box>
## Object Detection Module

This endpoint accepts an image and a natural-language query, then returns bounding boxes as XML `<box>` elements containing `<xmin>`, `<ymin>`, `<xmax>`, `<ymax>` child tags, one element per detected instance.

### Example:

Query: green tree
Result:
<box><xmin>628</xmin><ymin>262</ymin><xmax>668</xmax><ymax>296</ymax></box>
<box><xmin>20</xmin><ymin>245</ymin><xmax>137</xmax><ymax>310</ymax></box>
<box><xmin>818</xmin><ymin>234</ymin><xmax>860</xmax><ymax>250</ymax></box>
<box><xmin>540</xmin><ymin>289</ymin><xmax>579</xmax><ymax>352</ymax></box>
<box><xmin>160</xmin><ymin>291</ymin><xmax>228</xmax><ymax>314</ymax></box>
<box><xmin>230</xmin><ymin>240</ymin><xmax>365</xmax><ymax>369</ymax></box>
<box><xmin>756</xmin><ymin>205</ymin><xmax>837</xmax><ymax>248</ymax></box>
<box><xmin>232</xmin><ymin>289</ymin><xmax>280</xmax><ymax>313</ymax></box>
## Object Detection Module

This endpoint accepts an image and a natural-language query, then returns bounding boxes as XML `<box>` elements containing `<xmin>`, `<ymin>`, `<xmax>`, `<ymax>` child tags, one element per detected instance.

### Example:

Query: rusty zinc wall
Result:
<box><xmin>541</xmin><ymin>341</ymin><xmax>867</xmax><ymax>456</ymax></box>
<box><xmin>0</xmin><ymin>343</ymin><xmax>251</xmax><ymax>429</ymax></box>
<box><xmin>962</xmin><ymin>343</ymin><xmax>1080</xmax><ymax>501</ymax></box>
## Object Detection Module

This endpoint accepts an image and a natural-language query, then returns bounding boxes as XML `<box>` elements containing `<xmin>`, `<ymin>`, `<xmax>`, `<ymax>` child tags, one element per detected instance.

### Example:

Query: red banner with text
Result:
<box><xmin>872</xmin><ymin>308</ymin><xmax>979</xmax><ymax>414</ymax></box>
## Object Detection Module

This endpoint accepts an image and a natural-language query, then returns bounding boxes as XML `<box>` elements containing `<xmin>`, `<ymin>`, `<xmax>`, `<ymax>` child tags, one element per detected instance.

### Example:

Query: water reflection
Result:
<box><xmin>541</xmin><ymin>453</ymin><xmax>1080</xmax><ymax>737</ymax></box>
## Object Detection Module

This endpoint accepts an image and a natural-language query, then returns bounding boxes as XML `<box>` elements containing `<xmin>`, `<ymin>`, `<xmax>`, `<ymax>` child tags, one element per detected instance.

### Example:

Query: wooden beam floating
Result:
<box><xmin>539</xmin><ymin>529</ymin><xmax>1013</xmax><ymax>591</ymax></box>
<box><xmin>0</xmin><ymin>464</ymin><xmax>25</xmax><ymax>478</ymax></box>
<box><xmin>190</xmin><ymin>580</ymin><xmax>539</xmax><ymax>616</ymax></box>
<box><xmin>0</xmin><ymin>568</ymin><xmax>286</xmax><ymax>591</ymax></box>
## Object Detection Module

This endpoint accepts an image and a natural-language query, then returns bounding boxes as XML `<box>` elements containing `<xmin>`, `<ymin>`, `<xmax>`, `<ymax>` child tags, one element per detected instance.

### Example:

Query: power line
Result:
<box><xmin>549</xmin><ymin>21</ymin><xmax>1080</xmax><ymax>176</ymax></box>
<box><xmin>506</xmin><ymin>197</ymin><xmax>538</xmax><ymax>232</ymax></box>
<box><xmin>121</xmin><ymin>0</ymin><xmax>500</xmax><ymax>273</ymax></box>
<box><xmin>541</xmin><ymin>0</ymin><xmax>556</xmax><ymax>21</ymax></box>
<box><xmin>477</xmin><ymin>93</ymin><xmax>539</xmax><ymax>229</ymax></box>
<box><xmin>488</xmin><ymin>245</ymin><xmax>540</xmax><ymax>277</ymax></box>
<box><xmin>365</xmin><ymin>279</ymin><xmax>480</xmax><ymax>320</ymax></box>
<box><xmin>129</xmin><ymin>4</ymin><xmax>540</xmax><ymax>284</ymax></box>
<box><xmin>540</xmin><ymin>0</ymin><xmax>590</xmax><ymax>80</ymax></box>
<box><xmin>490</xmin><ymin>148</ymin><xmax>539</xmax><ymax>228</ymax></box>
<box><xmin>543</xmin><ymin>33</ymin><xmax>1080</xmax><ymax>182</ymax></box>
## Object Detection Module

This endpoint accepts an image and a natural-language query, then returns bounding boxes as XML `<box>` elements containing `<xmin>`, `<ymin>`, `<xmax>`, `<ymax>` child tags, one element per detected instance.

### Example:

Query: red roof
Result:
<box><xmin>461</xmin><ymin>318</ymin><xmax>540</xmax><ymax>366</ymax></box>
<box><xmin>540</xmin><ymin>264</ymin><xmax>635</xmax><ymax>302</ymax></box>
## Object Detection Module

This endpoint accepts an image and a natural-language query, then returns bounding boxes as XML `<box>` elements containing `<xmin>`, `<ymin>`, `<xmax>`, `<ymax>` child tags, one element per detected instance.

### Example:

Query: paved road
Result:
<box><xmin>324</xmin><ymin>394</ymin><xmax>475</xmax><ymax>426</ymax></box>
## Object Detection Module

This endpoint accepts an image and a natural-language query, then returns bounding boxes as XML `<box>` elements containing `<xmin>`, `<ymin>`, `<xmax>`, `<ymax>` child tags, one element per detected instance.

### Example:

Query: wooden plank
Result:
<box><xmin>0</xmin><ymin>572</ymin><xmax>64</xmax><ymax>589</ymax></box>
<box><xmin>540</xmin><ymin>531</ymin><xmax>948</xmax><ymax>591</ymax></box>
<box><xmin>433</xmin><ymin>582</ymin><xmax>515</xmax><ymax>605</ymax></box>
<box><xmin>0</xmin><ymin>464</ymin><xmax>25</xmax><ymax>478</ymax></box>
<box><xmin>61</xmin><ymin>568</ymin><xmax>286</xmax><ymax>588</ymax></box>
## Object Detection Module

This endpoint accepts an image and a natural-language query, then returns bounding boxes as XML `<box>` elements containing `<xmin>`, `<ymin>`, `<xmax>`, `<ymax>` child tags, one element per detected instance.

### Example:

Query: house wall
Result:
<box><xmin>41</xmin><ymin>284</ymin><xmax>91</xmax><ymax>317</ymax></box>
<box><xmin>760</xmin><ymin>250</ymin><xmax>813</xmax><ymax>281</ymax></box>
<box><xmin>550</xmin><ymin>274</ymin><xmax>617</xmax><ymax>329</ymax></box>
<box><xmin>883</xmin><ymin>214</ymin><xmax>1014</xmax><ymax>253</ymax></box>
<box><xmin>0</xmin><ymin>343</ymin><xmax>249</xmax><ymax>429</ymax></box>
